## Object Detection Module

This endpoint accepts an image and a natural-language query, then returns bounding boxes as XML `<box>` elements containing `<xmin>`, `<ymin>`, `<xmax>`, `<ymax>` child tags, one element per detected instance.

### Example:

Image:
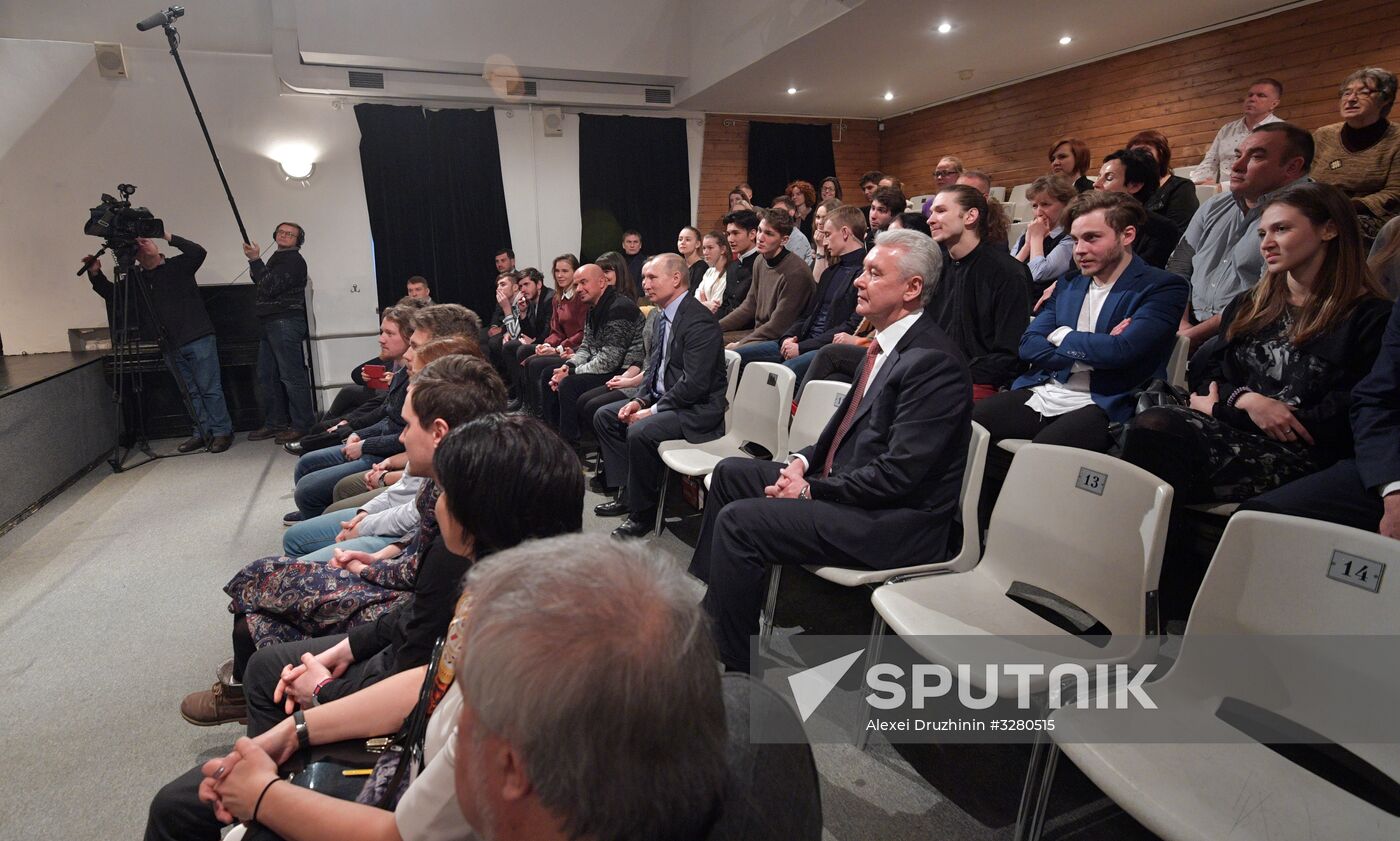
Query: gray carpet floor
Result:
<box><xmin>0</xmin><ymin>439</ymin><xmax>1157</xmax><ymax>840</ymax></box>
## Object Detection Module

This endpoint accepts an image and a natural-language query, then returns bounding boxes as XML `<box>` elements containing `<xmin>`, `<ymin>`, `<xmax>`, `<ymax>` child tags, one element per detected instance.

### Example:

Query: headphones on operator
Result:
<box><xmin>274</xmin><ymin>222</ymin><xmax>306</xmax><ymax>247</ymax></box>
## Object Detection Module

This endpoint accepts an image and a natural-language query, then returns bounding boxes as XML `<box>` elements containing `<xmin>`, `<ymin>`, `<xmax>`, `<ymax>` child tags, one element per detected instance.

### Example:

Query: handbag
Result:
<box><xmin>283</xmin><ymin>636</ymin><xmax>448</xmax><ymax>810</ymax></box>
<box><xmin>1108</xmin><ymin>378</ymin><xmax>1189</xmax><ymax>454</ymax></box>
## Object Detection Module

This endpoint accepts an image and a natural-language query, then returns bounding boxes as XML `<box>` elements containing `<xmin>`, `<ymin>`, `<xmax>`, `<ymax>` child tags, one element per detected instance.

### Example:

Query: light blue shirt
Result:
<box><xmin>1012</xmin><ymin>226</ymin><xmax>1074</xmax><ymax>284</ymax></box>
<box><xmin>786</xmin><ymin>227</ymin><xmax>814</xmax><ymax>266</ymax></box>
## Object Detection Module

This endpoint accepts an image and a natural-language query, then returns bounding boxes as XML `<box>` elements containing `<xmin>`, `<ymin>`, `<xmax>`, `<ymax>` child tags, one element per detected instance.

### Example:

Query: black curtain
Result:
<box><xmin>355</xmin><ymin>104</ymin><xmax>512</xmax><ymax>322</ymax></box>
<box><xmin>746</xmin><ymin>121</ymin><xmax>837</xmax><ymax>207</ymax></box>
<box><xmin>578</xmin><ymin>114</ymin><xmax>691</xmax><ymax>263</ymax></box>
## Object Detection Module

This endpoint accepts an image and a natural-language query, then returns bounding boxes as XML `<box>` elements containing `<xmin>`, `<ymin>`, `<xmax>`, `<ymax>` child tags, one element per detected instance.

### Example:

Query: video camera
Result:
<box><xmin>85</xmin><ymin>184</ymin><xmax>164</xmax><ymax>242</ymax></box>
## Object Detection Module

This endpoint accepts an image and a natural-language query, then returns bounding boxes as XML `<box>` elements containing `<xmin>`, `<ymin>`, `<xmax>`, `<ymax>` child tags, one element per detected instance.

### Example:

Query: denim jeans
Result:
<box><xmin>258</xmin><ymin>316</ymin><xmax>314</xmax><ymax>432</ymax></box>
<box><xmin>735</xmin><ymin>340</ymin><xmax>817</xmax><ymax>383</ymax></box>
<box><xmin>297</xmin><ymin>536</ymin><xmax>398</xmax><ymax>564</ymax></box>
<box><xmin>170</xmin><ymin>333</ymin><xmax>233</xmax><ymax>438</ymax></box>
<box><xmin>293</xmin><ymin>445</ymin><xmax>375</xmax><ymax>517</ymax></box>
<box><xmin>282</xmin><ymin>508</ymin><xmax>403</xmax><ymax>557</ymax></box>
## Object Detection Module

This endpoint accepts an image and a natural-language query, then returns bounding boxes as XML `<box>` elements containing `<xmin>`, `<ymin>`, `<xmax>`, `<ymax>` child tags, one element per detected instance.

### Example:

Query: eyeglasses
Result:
<box><xmin>1339</xmin><ymin>86</ymin><xmax>1377</xmax><ymax>100</ymax></box>
<box><xmin>934</xmin><ymin>170</ymin><xmax>960</xmax><ymax>178</ymax></box>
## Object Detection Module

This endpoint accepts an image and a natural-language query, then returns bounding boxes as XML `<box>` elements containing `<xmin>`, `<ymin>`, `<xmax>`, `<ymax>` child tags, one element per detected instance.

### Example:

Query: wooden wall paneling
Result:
<box><xmin>880</xmin><ymin>0</ymin><xmax>1400</xmax><ymax>196</ymax></box>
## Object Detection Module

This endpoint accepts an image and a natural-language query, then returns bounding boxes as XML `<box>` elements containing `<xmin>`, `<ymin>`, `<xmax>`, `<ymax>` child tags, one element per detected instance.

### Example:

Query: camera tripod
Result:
<box><xmin>96</xmin><ymin>240</ymin><xmax>210</xmax><ymax>472</ymax></box>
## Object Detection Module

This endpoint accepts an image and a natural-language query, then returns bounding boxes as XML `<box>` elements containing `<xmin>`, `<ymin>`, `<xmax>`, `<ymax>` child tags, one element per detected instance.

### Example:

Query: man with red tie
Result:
<box><xmin>688</xmin><ymin>228</ymin><xmax>974</xmax><ymax>673</ymax></box>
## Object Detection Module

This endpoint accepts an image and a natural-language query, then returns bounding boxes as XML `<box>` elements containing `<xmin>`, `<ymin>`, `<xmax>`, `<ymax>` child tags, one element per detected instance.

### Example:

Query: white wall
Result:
<box><xmin>495</xmin><ymin>105</ymin><xmax>706</xmax><ymax>281</ymax></box>
<box><xmin>0</xmin><ymin>38</ymin><xmax>381</xmax><ymax>393</ymax></box>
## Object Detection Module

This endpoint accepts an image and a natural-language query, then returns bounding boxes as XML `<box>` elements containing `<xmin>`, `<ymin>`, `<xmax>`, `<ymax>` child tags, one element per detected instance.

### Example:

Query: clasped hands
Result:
<box><xmin>273</xmin><ymin>642</ymin><xmax>354</xmax><ymax>714</ymax></box>
<box><xmin>616</xmin><ymin>399</ymin><xmax>653</xmax><ymax>425</ymax></box>
<box><xmin>764</xmin><ymin>458</ymin><xmax>810</xmax><ymax>500</ymax></box>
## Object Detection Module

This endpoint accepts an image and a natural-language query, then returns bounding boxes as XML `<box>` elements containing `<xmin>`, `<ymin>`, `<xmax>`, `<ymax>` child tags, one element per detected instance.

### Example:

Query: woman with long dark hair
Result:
<box><xmin>595</xmin><ymin>250</ymin><xmax>636</xmax><ymax>300</ymax></box>
<box><xmin>1122</xmin><ymin>181</ymin><xmax>1392</xmax><ymax>505</ymax></box>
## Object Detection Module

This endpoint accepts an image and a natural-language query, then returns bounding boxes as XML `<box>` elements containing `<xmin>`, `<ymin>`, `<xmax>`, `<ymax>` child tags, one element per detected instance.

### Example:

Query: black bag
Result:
<box><xmin>1108</xmin><ymin>378</ymin><xmax>1189</xmax><ymax>454</ymax></box>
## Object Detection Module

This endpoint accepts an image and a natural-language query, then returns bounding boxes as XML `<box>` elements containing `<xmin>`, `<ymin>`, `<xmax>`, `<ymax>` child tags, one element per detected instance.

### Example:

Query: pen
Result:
<box><xmin>342</xmin><ymin>769</ymin><xmax>373</xmax><ymax>777</ymax></box>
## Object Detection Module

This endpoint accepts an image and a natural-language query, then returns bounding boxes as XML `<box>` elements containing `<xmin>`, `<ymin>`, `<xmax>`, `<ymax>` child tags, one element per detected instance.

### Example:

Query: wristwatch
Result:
<box><xmin>293</xmin><ymin>709</ymin><xmax>311</xmax><ymax>751</ymax></box>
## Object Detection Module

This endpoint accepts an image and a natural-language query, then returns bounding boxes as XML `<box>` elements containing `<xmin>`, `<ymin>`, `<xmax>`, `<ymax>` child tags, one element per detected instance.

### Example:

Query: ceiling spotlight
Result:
<box><xmin>937</xmin><ymin>22</ymin><xmax>952</xmax><ymax>34</ymax></box>
<box><xmin>787</xmin><ymin>86</ymin><xmax>797</xmax><ymax>95</ymax></box>
<box><xmin>1059</xmin><ymin>35</ymin><xmax>1072</xmax><ymax>45</ymax></box>
<box><xmin>884</xmin><ymin>91</ymin><xmax>894</xmax><ymax>101</ymax></box>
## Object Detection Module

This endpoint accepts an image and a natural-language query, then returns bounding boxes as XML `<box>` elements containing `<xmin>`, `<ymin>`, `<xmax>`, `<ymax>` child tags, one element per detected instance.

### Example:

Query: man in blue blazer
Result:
<box><xmin>594</xmin><ymin>253</ymin><xmax>728</xmax><ymax>538</ymax></box>
<box><xmin>689</xmin><ymin>229</ymin><xmax>973</xmax><ymax>673</ymax></box>
<box><xmin>1239</xmin><ymin>294</ymin><xmax>1400</xmax><ymax>539</ymax></box>
<box><xmin>972</xmin><ymin>190</ymin><xmax>1189</xmax><ymax>526</ymax></box>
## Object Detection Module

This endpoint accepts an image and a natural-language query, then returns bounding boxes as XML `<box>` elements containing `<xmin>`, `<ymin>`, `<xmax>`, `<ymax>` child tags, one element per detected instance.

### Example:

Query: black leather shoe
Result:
<box><xmin>594</xmin><ymin>498</ymin><xmax>629</xmax><ymax>518</ymax></box>
<box><xmin>611</xmin><ymin>515</ymin><xmax>654</xmax><ymax>539</ymax></box>
<box><xmin>283</xmin><ymin>441</ymin><xmax>304</xmax><ymax>456</ymax></box>
<box><xmin>247</xmin><ymin>427</ymin><xmax>284</xmax><ymax>441</ymax></box>
<box><xmin>209</xmin><ymin>435</ymin><xmax>233</xmax><ymax>453</ymax></box>
<box><xmin>588</xmin><ymin>474</ymin><xmax>614</xmax><ymax>495</ymax></box>
<box><xmin>177</xmin><ymin>436</ymin><xmax>206</xmax><ymax>453</ymax></box>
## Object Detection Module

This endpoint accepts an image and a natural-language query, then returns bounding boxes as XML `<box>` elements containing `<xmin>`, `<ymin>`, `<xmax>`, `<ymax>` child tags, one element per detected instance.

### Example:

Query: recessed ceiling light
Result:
<box><xmin>1059</xmin><ymin>35</ymin><xmax>1072</xmax><ymax>45</ymax></box>
<box><xmin>883</xmin><ymin>91</ymin><xmax>894</xmax><ymax>101</ymax></box>
<box><xmin>787</xmin><ymin>86</ymin><xmax>797</xmax><ymax>95</ymax></box>
<box><xmin>937</xmin><ymin>22</ymin><xmax>952</xmax><ymax>34</ymax></box>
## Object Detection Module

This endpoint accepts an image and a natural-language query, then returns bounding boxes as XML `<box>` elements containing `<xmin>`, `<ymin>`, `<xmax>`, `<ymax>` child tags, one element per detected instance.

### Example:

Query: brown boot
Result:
<box><xmin>180</xmin><ymin>681</ymin><xmax>248</xmax><ymax>726</ymax></box>
<box><xmin>247</xmin><ymin>427</ymin><xmax>285</xmax><ymax>441</ymax></box>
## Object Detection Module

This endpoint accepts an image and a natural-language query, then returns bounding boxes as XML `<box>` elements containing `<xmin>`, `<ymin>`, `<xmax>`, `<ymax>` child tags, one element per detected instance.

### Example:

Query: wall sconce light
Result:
<box><xmin>271</xmin><ymin>143</ymin><xmax>318</xmax><ymax>185</ymax></box>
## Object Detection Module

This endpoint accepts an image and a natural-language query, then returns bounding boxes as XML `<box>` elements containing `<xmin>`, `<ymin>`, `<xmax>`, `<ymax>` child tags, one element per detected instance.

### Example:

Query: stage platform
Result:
<box><xmin>0</xmin><ymin>351</ymin><xmax>118</xmax><ymax>533</ymax></box>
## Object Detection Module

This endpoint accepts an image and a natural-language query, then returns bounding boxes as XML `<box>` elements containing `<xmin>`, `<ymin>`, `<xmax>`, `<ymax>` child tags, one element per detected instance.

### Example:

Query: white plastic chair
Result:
<box><xmin>1166</xmin><ymin>332</ymin><xmax>1190</xmax><ymax>391</ymax></box>
<box><xmin>722</xmin><ymin>349</ymin><xmax>741</xmax><ymax>431</ymax></box>
<box><xmin>654</xmin><ymin>362</ymin><xmax>796</xmax><ymax>534</ymax></box>
<box><xmin>1194</xmin><ymin>183</ymin><xmax>1217</xmax><ymax>205</ymax></box>
<box><xmin>1007</xmin><ymin>221</ymin><xmax>1029</xmax><ymax>251</ymax></box>
<box><xmin>1032</xmin><ymin>512</ymin><xmax>1400</xmax><ymax>841</ymax></box>
<box><xmin>867</xmin><ymin>444</ymin><xmax>1172</xmax><ymax>815</ymax></box>
<box><xmin>760</xmin><ymin>422</ymin><xmax>991</xmax><ymax>654</ymax></box>
<box><xmin>1173</xmin><ymin>165</ymin><xmax>1197</xmax><ymax>178</ymax></box>
<box><xmin>785</xmin><ymin>379</ymin><xmax>850</xmax><ymax>453</ymax></box>
<box><xmin>908</xmin><ymin>194</ymin><xmax>935</xmax><ymax>214</ymax></box>
<box><xmin>989</xmin><ymin>186</ymin><xmax>1008</xmax><ymax>202</ymax></box>
<box><xmin>871</xmin><ymin>443</ymin><xmax>1172</xmax><ymax>689</ymax></box>
<box><xmin>1008</xmin><ymin>182</ymin><xmax>1032</xmax><ymax>206</ymax></box>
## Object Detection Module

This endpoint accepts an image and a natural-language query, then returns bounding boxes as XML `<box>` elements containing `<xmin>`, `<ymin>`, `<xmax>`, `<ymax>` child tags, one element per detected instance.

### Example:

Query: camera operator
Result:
<box><xmin>243</xmin><ymin>223</ymin><xmax>314</xmax><ymax>444</ymax></box>
<box><xmin>83</xmin><ymin>234</ymin><xmax>234</xmax><ymax>453</ymax></box>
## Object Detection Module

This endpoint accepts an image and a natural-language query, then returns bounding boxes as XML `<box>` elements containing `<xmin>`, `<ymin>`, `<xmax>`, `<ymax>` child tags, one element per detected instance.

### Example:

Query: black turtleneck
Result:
<box><xmin>1342</xmin><ymin>119</ymin><xmax>1391</xmax><ymax>154</ymax></box>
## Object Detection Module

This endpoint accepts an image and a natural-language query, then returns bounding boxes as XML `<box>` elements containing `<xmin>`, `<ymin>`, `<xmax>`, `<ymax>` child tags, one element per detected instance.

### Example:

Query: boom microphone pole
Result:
<box><xmin>136</xmin><ymin>6</ymin><xmax>251</xmax><ymax>244</ymax></box>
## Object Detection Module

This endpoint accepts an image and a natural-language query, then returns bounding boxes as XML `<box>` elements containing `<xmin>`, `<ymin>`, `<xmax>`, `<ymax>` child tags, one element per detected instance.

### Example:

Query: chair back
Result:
<box><xmin>730</xmin><ymin>362</ymin><xmax>795</xmax><ymax>459</ymax></box>
<box><xmin>983</xmin><ymin>443</ymin><xmax>1173</xmax><ymax>637</ymax></box>
<box><xmin>1008</xmin><ymin>182</ymin><xmax>1032</xmax><ymax>205</ymax></box>
<box><xmin>947</xmin><ymin>422</ymin><xmax>992</xmax><ymax>571</ymax></box>
<box><xmin>1187</xmin><ymin>512</ymin><xmax>1400</xmax><ymax>637</ymax></box>
<box><xmin>722</xmin><ymin>349</ymin><xmax>741</xmax><ymax>431</ymax></box>
<box><xmin>788</xmin><ymin>380</ymin><xmax>850</xmax><ymax>454</ymax></box>
<box><xmin>1166</xmin><ymin>333</ymin><xmax>1190</xmax><ymax>390</ymax></box>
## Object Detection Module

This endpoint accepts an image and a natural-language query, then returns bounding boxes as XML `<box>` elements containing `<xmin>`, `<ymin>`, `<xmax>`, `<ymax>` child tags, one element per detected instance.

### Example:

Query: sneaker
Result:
<box><xmin>248</xmin><ymin>427</ymin><xmax>286</xmax><ymax>441</ymax></box>
<box><xmin>283</xmin><ymin>510</ymin><xmax>306</xmax><ymax>525</ymax></box>
<box><xmin>275</xmin><ymin>429</ymin><xmax>308</xmax><ymax>445</ymax></box>
<box><xmin>180</xmin><ymin>682</ymin><xmax>248</xmax><ymax>726</ymax></box>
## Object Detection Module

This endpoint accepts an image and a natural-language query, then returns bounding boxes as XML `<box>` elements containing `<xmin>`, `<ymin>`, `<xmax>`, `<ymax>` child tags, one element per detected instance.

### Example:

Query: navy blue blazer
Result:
<box><xmin>1352</xmin><ymin>295</ymin><xmax>1400</xmax><ymax>491</ymax></box>
<box><xmin>1012</xmin><ymin>254</ymin><xmax>1189</xmax><ymax>422</ymax></box>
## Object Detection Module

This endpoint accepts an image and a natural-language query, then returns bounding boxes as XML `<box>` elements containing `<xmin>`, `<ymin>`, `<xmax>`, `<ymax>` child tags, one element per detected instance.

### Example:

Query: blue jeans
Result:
<box><xmin>735</xmin><ymin>340</ymin><xmax>818</xmax><ymax>383</ymax></box>
<box><xmin>258</xmin><ymin>316</ymin><xmax>314</xmax><ymax>432</ymax></box>
<box><xmin>171</xmin><ymin>333</ymin><xmax>234</xmax><ymax>438</ymax></box>
<box><xmin>293</xmin><ymin>445</ymin><xmax>375</xmax><ymax>517</ymax></box>
<box><xmin>296</xmin><ymin>535</ymin><xmax>398</xmax><ymax>563</ymax></box>
<box><xmin>283</xmin><ymin>508</ymin><xmax>387</xmax><ymax>556</ymax></box>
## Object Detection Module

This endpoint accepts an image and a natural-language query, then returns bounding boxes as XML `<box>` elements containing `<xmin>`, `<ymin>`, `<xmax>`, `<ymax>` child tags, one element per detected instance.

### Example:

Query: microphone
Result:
<box><xmin>136</xmin><ymin>5</ymin><xmax>185</xmax><ymax>32</ymax></box>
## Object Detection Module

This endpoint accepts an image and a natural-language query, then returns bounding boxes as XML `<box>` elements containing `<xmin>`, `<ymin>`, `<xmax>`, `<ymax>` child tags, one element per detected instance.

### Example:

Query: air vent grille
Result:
<box><xmin>348</xmin><ymin>70</ymin><xmax>385</xmax><ymax>89</ymax></box>
<box><xmin>645</xmin><ymin>87</ymin><xmax>672</xmax><ymax>104</ymax></box>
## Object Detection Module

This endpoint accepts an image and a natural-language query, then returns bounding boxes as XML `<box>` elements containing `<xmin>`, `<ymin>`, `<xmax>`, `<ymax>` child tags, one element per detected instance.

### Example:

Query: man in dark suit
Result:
<box><xmin>1239</xmin><ymin>294</ymin><xmax>1400</xmax><ymax>539</ymax></box>
<box><xmin>690</xmin><ymin>228</ymin><xmax>974</xmax><ymax>673</ymax></box>
<box><xmin>594</xmin><ymin>253</ymin><xmax>727</xmax><ymax>538</ymax></box>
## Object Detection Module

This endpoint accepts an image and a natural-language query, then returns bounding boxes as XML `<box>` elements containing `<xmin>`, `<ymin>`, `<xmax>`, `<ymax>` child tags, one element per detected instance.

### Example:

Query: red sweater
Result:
<box><xmin>542</xmin><ymin>288</ymin><xmax>588</xmax><ymax>349</ymax></box>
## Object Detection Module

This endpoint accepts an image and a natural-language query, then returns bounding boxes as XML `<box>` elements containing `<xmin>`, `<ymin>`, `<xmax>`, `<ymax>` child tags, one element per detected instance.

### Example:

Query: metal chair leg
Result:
<box><xmin>854</xmin><ymin>612</ymin><xmax>887</xmax><ymax>751</ymax></box>
<box><xmin>1013</xmin><ymin>713</ymin><xmax>1059</xmax><ymax>841</ymax></box>
<box><xmin>759</xmin><ymin>565</ymin><xmax>782</xmax><ymax>654</ymax></box>
<box><xmin>653</xmin><ymin>468</ymin><xmax>669</xmax><ymax>536</ymax></box>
